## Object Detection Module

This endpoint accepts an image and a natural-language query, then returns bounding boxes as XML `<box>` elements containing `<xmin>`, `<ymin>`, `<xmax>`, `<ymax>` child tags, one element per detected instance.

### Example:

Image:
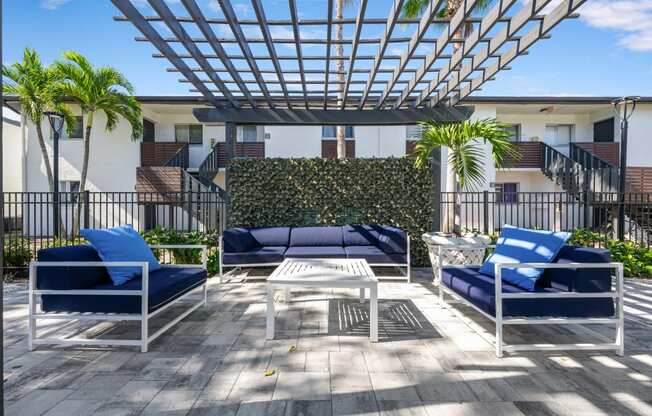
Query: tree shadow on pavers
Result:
<box><xmin>326</xmin><ymin>298</ymin><xmax>442</xmax><ymax>341</ymax></box>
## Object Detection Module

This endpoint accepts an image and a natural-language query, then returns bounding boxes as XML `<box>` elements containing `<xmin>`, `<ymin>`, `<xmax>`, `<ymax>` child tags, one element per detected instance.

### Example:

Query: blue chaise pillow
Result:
<box><xmin>80</xmin><ymin>225</ymin><xmax>161</xmax><ymax>286</ymax></box>
<box><xmin>479</xmin><ymin>225</ymin><xmax>570</xmax><ymax>291</ymax></box>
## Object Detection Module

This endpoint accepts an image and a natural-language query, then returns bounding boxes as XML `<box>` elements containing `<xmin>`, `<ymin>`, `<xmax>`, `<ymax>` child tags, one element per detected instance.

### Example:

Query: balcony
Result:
<box><xmin>500</xmin><ymin>142</ymin><xmax>542</xmax><ymax>169</ymax></box>
<box><xmin>140</xmin><ymin>142</ymin><xmax>188</xmax><ymax>167</ymax></box>
<box><xmin>573</xmin><ymin>142</ymin><xmax>619</xmax><ymax>166</ymax></box>
<box><xmin>215</xmin><ymin>142</ymin><xmax>265</xmax><ymax>168</ymax></box>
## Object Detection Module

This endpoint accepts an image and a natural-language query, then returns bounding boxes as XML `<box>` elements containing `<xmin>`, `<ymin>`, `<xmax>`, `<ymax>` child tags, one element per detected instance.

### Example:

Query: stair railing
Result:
<box><xmin>540</xmin><ymin>142</ymin><xmax>585</xmax><ymax>193</ymax></box>
<box><xmin>163</xmin><ymin>143</ymin><xmax>189</xmax><ymax>169</ymax></box>
<box><xmin>569</xmin><ymin>143</ymin><xmax>619</xmax><ymax>193</ymax></box>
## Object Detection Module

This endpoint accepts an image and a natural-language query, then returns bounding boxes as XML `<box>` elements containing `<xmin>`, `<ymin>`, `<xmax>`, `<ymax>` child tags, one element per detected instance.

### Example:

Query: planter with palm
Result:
<box><xmin>413</xmin><ymin>118</ymin><xmax>514</xmax><ymax>235</ymax></box>
<box><xmin>53</xmin><ymin>51</ymin><xmax>142</xmax><ymax>234</ymax></box>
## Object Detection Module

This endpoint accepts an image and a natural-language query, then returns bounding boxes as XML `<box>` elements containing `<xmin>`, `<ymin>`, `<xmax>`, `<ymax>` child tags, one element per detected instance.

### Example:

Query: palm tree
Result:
<box><xmin>413</xmin><ymin>118</ymin><xmax>514</xmax><ymax>235</ymax></box>
<box><xmin>2</xmin><ymin>48</ymin><xmax>75</xmax><ymax>191</ymax></box>
<box><xmin>335</xmin><ymin>0</ymin><xmax>355</xmax><ymax>159</ymax></box>
<box><xmin>53</xmin><ymin>51</ymin><xmax>142</xmax><ymax>233</ymax></box>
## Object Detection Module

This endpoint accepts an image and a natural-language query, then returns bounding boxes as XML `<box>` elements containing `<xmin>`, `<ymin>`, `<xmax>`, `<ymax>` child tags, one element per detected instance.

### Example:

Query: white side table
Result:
<box><xmin>422</xmin><ymin>232</ymin><xmax>491</xmax><ymax>283</ymax></box>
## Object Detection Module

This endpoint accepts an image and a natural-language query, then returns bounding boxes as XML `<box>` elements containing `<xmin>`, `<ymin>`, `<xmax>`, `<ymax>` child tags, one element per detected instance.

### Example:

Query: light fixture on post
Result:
<box><xmin>44</xmin><ymin>111</ymin><xmax>65</xmax><ymax>238</ymax></box>
<box><xmin>612</xmin><ymin>96</ymin><xmax>640</xmax><ymax>241</ymax></box>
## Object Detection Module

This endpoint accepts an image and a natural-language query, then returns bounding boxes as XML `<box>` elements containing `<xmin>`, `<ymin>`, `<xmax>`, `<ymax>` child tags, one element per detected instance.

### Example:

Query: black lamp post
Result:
<box><xmin>44</xmin><ymin>111</ymin><xmax>64</xmax><ymax>238</ymax></box>
<box><xmin>612</xmin><ymin>96</ymin><xmax>640</xmax><ymax>241</ymax></box>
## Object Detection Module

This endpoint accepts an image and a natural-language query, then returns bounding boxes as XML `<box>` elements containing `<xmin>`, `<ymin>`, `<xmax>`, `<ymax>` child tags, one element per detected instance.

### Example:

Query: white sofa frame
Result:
<box><xmin>218</xmin><ymin>235</ymin><xmax>411</xmax><ymax>283</ymax></box>
<box><xmin>28</xmin><ymin>245</ymin><xmax>208</xmax><ymax>353</ymax></box>
<box><xmin>436</xmin><ymin>246</ymin><xmax>625</xmax><ymax>358</ymax></box>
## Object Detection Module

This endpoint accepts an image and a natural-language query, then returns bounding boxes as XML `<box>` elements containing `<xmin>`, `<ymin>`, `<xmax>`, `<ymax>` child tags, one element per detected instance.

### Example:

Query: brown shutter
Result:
<box><xmin>322</xmin><ymin>140</ymin><xmax>355</xmax><ymax>158</ymax></box>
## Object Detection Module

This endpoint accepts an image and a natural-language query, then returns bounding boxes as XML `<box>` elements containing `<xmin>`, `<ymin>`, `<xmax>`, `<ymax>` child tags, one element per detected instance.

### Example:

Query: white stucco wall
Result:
<box><xmin>496</xmin><ymin>113</ymin><xmax>593</xmax><ymax>144</ymax></box>
<box><xmin>622</xmin><ymin>104</ymin><xmax>652</xmax><ymax>167</ymax></box>
<box><xmin>2</xmin><ymin>118</ymin><xmax>24</xmax><ymax>192</ymax></box>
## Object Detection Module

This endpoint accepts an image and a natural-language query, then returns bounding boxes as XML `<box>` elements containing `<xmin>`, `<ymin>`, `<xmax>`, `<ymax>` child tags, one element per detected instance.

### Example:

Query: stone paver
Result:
<box><xmin>4</xmin><ymin>270</ymin><xmax>652</xmax><ymax>415</ymax></box>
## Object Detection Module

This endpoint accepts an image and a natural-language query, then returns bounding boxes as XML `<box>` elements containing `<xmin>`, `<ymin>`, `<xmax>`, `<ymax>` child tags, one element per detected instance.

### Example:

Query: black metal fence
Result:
<box><xmin>2</xmin><ymin>191</ymin><xmax>226</xmax><ymax>276</ymax></box>
<box><xmin>441</xmin><ymin>191</ymin><xmax>652</xmax><ymax>246</ymax></box>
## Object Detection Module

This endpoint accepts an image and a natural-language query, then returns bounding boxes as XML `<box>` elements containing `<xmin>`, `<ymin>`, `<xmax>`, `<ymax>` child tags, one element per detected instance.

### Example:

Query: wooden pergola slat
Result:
<box><xmin>112</xmin><ymin>0</ymin><xmax>587</xmax><ymax>110</ymax></box>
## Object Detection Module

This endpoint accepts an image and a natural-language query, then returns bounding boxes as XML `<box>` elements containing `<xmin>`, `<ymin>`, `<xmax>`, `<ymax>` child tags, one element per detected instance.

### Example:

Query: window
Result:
<box><xmin>406</xmin><ymin>125</ymin><xmax>424</xmax><ymax>140</ymax></box>
<box><xmin>504</xmin><ymin>124</ymin><xmax>521</xmax><ymax>142</ymax></box>
<box><xmin>175</xmin><ymin>124</ymin><xmax>203</xmax><ymax>145</ymax></box>
<box><xmin>322</xmin><ymin>126</ymin><xmax>354</xmax><ymax>138</ymax></box>
<box><xmin>52</xmin><ymin>116</ymin><xmax>83</xmax><ymax>140</ymax></box>
<box><xmin>545</xmin><ymin>124</ymin><xmax>573</xmax><ymax>147</ymax></box>
<box><xmin>239</xmin><ymin>125</ymin><xmax>260</xmax><ymax>142</ymax></box>
<box><xmin>495</xmin><ymin>182</ymin><xmax>519</xmax><ymax>204</ymax></box>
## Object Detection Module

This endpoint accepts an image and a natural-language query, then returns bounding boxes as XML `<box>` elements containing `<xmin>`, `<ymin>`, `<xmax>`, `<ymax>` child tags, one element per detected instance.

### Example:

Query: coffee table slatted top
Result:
<box><xmin>268</xmin><ymin>258</ymin><xmax>377</xmax><ymax>285</ymax></box>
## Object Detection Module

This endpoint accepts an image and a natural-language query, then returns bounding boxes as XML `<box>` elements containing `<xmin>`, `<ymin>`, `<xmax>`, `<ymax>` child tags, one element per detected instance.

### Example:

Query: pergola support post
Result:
<box><xmin>431</xmin><ymin>146</ymin><xmax>442</xmax><ymax>232</ymax></box>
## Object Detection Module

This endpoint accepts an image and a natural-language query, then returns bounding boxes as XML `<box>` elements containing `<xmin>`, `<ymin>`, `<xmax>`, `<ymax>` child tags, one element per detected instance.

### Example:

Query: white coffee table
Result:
<box><xmin>266</xmin><ymin>258</ymin><xmax>379</xmax><ymax>342</ymax></box>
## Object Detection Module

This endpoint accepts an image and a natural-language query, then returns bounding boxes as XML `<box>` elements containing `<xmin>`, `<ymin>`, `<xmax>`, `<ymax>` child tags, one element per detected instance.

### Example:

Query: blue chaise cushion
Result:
<box><xmin>377</xmin><ymin>225</ymin><xmax>408</xmax><ymax>254</ymax></box>
<box><xmin>344</xmin><ymin>245</ymin><xmax>407</xmax><ymax>264</ymax></box>
<box><xmin>80</xmin><ymin>225</ymin><xmax>161</xmax><ymax>286</ymax></box>
<box><xmin>41</xmin><ymin>266</ymin><xmax>207</xmax><ymax>314</ymax></box>
<box><xmin>290</xmin><ymin>226</ymin><xmax>344</xmax><ymax>247</ymax></box>
<box><xmin>36</xmin><ymin>245</ymin><xmax>111</xmax><ymax>290</ymax></box>
<box><xmin>441</xmin><ymin>266</ymin><xmax>614</xmax><ymax>318</ymax></box>
<box><xmin>250</xmin><ymin>227</ymin><xmax>291</xmax><ymax>247</ymax></box>
<box><xmin>342</xmin><ymin>225</ymin><xmax>381</xmax><ymax>246</ymax></box>
<box><xmin>285</xmin><ymin>246</ymin><xmax>346</xmax><ymax>259</ymax></box>
<box><xmin>222</xmin><ymin>246</ymin><xmax>287</xmax><ymax>265</ymax></box>
<box><xmin>222</xmin><ymin>228</ymin><xmax>259</xmax><ymax>252</ymax></box>
<box><xmin>480</xmin><ymin>225</ymin><xmax>570</xmax><ymax>291</ymax></box>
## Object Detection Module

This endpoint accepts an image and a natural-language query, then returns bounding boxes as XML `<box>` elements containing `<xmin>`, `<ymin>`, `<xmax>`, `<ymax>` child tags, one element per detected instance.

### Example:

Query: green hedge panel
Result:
<box><xmin>228</xmin><ymin>157</ymin><xmax>434</xmax><ymax>266</ymax></box>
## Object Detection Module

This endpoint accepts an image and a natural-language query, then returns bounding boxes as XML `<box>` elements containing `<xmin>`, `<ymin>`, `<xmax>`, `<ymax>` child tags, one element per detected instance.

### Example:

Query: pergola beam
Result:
<box><xmin>451</xmin><ymin>0</ymin><xmax>588</xmax><ymax>105</ymax></box>
<box><xmin>288</xmin><ymin>0</ymin><xmax>308</xmax><ymax>108</ymax></box>
<box><xmin>147</xmin><ymin>0</ymin><xmax>240</xmax><ymax>107</ymax></box>
<box><xmin>111</xmin><ymin>0</ymin><xmax>223</xmax><ymax>107</ymax></box>
<box><xmin>358</xmin><ymin>0</ymin><xmax>405</xmax><ymax>109</ymax></box>
<box><xmin>215</xmin><ymin>0</ymin><xmax>273</xmax><ymax>107</ymax></box>
<box><xmin>376</xmin><ymin>0</ymin><xmax>444</xmax><ymax>109</ymax></box>
<box><xmin>393</xmin><ymin>0</ymin><xmax>480</xmax><ymax>109</ymax></box>
<box><xmin>341</xmin><ymin>0</ymin><xmax>368</xmax><ymax>109</ymax></box>
<box><xmin>324</xmin><ymin>0</ymin><xmax>334</xmax><ymax>109</ymax></box>
<box><xmin>180</xmin><ymin>0</ymin><xmax>261</xmax><ymax>107</ymax></box>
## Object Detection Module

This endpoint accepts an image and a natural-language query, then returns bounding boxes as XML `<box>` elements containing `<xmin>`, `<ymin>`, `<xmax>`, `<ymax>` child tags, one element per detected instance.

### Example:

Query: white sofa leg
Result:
<box><xmin>28</xmin><ymin>263</ymin><xmax>37</xmax><ymax>351</ymax></box>
<box><xmin>141</xmin><ymin>315</ymin><xmax>149</xmax><ymax>353</ymax></box>
<box><xmin>616</xmin><ymin>264</ymin><xmax>625</xmax><ymax>356</ymax></box>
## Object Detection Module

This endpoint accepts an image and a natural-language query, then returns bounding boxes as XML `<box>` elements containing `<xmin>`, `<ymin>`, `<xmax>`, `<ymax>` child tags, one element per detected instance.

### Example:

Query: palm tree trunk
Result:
<box><xmin>74</xmin><ymin>112</ymin><xmax>93</xmax><ymax>235</ymax></box>
<box><xmin>335</xmin><ymin>0</ymin><xmax>346</xmax><ymax>159</ymax></box>
<box><xmin>34</xmin><ymin>121</ymin><xmax>54</xmax><ymax>191</ymax></box>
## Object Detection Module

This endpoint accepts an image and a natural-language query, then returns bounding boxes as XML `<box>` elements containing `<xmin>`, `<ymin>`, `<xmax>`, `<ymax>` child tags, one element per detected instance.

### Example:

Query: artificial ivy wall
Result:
<box><xmin>228</xmin><ymin>157</ymin><xmax>435</xmax><ymax>265</ymax></box>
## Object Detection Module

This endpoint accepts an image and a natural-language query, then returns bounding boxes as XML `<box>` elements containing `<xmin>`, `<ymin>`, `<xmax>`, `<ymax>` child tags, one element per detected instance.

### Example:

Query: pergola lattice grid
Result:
<box><xmin>113</xmin><ymin>0</ymin><xmax>585</xmax><ymax>110</ymax></box>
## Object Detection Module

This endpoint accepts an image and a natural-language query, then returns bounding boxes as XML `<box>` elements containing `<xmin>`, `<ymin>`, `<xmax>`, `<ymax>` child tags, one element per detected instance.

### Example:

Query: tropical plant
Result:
<box><xmin>53</xmin><ymin>51</ymin><xmax>142</xmax><ymax>233</ymax></box>
<box><xmin>2</xmin><ymin>48</ymin><xmax>75</xmax><ymax>191</ymax></box>
<box><xmin>335</xmin><ymin>0</ymin><xmax>355</xmax><ymax>159</ymax></box>
<box><xmin>413</xmin><ymin>118</ymin><xmax>515</xmax><ymax>235</ymax></box>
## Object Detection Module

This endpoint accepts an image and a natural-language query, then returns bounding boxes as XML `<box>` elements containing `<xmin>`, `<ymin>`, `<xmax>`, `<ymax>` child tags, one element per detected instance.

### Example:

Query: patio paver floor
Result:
<box><xmin>3</xmin><ymin>268</ymin><xmax>652</xmax><ymax>415</ymax></box>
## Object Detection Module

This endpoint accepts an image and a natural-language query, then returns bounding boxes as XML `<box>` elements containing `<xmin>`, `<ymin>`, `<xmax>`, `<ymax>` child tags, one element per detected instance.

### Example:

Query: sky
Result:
<box><xmin>3</xmin><ymin>0</ymin><xmax>652</xmax><ymax>98</ymax></box>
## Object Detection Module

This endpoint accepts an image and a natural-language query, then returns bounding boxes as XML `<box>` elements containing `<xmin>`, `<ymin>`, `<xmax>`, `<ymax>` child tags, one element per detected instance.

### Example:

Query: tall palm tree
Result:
<box><xmin>413</xmin><ymin>118</ymin><xmax>514</xmax><ymax>234</ymax></box>
<box><xmin>335</xmin><ymin>0</ymin><xmax>355</xmax><ymax>159</ymax></box>
<box><xmin>2</xmin><ymin>48</ymin><xmax>75</xmax><ymax>191</ymax></box>
<box><xmin>53</xmin><ymin>51</ymin><xmax>142</xmax><ymax>233</ymax></box>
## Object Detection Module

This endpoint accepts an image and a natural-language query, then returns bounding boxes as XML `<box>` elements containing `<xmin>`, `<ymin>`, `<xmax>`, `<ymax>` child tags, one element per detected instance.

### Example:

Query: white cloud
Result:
<box><xmin>40</xmin><ymin>0</ymin><xmax>72</xmax><ymax>10</ymax></box>
<box><xmin>524</xmin><ymin>0</ymin><xmax>652</xmax><ymax>52</ymax></box>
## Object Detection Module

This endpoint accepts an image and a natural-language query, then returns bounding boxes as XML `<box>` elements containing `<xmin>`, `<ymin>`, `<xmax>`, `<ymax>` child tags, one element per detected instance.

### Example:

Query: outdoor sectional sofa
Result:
<box><xmin>28</xmin><ymin>244</ymin><xmax>208</xmax><ymax>352</ymax></box>
<box><xmin>220</xmin><ymin>224</ymin><xmax>410</xmax><ymax>282</ymax></box>
<box><xmin>439</xmin><ymin>245</ymin><xmax>624</xmax><ymax>357</ymax></box>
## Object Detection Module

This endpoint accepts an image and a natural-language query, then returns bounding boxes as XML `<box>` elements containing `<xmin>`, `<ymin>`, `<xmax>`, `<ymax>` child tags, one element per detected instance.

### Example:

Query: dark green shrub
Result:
<box><xmin>141</xmin><ymin>227</ymin><xmax>220</xmax><ymax>275</ymax></box>
<box><xmin>3</xmin><ymin>237</ymin><xmax>33</xmax><ymax>269</ymax></box>
<box><xmin>228</xmin><ymin>157</ymin><xmax>435</xmax><ymax>266</ymax></box>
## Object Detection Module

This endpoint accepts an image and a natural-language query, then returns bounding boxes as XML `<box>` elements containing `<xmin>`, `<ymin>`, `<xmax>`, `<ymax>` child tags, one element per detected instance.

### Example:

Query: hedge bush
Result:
<box><xmin>229</xmin><ymin>157</ymin><xmax>435</xmax><ymax>265</ymax></box>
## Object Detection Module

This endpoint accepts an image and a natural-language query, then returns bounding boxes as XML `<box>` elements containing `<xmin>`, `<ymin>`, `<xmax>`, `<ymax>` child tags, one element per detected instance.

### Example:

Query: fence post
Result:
<box><xmin>483</xmin><ymin>190</ymin><xmax>489</xmax><ymax>235</ymax></box>
<box><xmin>583</xmin><ymin>190</ymin><xmax>590</xmax><ymax>230</ymax></box>
<box><xmin>83</xmin><ymin>190</ymin><xmax>90</xmax><ymax>229</ymax></box>
<box><xmin>187</xmin><ymin>189</ymin><xmax>193</xmax><ymax>232</ymax></box>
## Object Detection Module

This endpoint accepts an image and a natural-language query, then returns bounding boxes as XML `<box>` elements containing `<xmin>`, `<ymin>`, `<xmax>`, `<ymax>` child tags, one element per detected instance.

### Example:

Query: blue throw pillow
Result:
<box><xmin>80</xmin><ymin>225</ymin><xmax>161</xmax><ymax>286</ymax></box>
<box><xmin>479</xmin><ymin>225</ymin><xmax>570</xmax><ymax>291</ymax></box>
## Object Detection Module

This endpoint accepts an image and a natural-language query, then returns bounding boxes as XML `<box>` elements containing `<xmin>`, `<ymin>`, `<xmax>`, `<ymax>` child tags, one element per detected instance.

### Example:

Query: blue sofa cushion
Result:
<box><xmin>41</xmin><ymin>266</ymin><xmax>206</xmax><ymax>314</ymax></box>
<box><xmin>377</xmin><ymin>225</ymin><xmax>408</xmax><ymax>254</ymax></box>
<box><xmin>285</xmin><ymin>246</ymin><xmax>346</xmax><ymax>258</ymax></box>
<box><xmin>250</xmin><ymin>227</ymin><xmax>291</xmax><ymax>247</ymax></box>
<box><xmin>342</xmin><ymin>225</ymin><xmax>381</xmax><ymax>246</ymax></box>
<box><xmin>540</xmin><ymin>246</ymin><xmax>613</xmax><ymax>292</ymax></box>
<box><xmin>222</xmin><ymin>246</ymin><xmax>287</xmax><ymax>265</ymax></box>
<box><xmin>480</xmin><ymin>225</ymin><xmax>570</xmax><ymax>291</ymax></box>
<box><xmin>344</xmin><ymin>245</ymin><xmax>407</xmax><ymax>264</ymax></box>
<box><xmin>36</xmin><ymin>245</ymin><xmax>111</xmax><ymax>290</ymax></box>
<box><xmin>441</xmin><ymin>266</ymin><xmax>614</xmax><ymax>318</ymax></box>
<box><xmin>223</xmin><ymin>228</ymin><xmax>258</xmax><ymax>252</ymax></box>
<box><xmin>290</xmin><ymin>226</ymin><xmax>344</xmax><ymax>247</ymax></box>
<box><xmin>80</xmin><ymin>225</ymin><xmax>161</xmax><ymax>286</ymax></box>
